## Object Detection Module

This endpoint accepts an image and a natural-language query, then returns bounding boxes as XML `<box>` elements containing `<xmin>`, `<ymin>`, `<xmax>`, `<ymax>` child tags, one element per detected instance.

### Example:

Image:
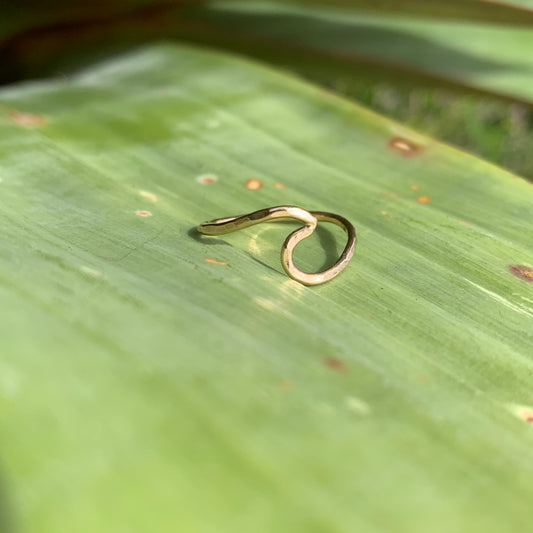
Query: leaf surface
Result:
<box><xmin>1</xmin><ymin>44</ymin><xmax>533</xmax><ymax>533</ymax></box>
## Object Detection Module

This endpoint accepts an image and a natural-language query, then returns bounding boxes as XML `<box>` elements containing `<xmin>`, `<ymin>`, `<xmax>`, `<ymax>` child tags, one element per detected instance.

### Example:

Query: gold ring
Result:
<box><xmin>197</xmin><ymin>206</ymin><xmax>356</xmax><ymax>285</ymax></box>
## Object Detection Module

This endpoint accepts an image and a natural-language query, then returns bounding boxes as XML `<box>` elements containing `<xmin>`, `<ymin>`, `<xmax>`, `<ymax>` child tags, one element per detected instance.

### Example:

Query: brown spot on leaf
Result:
<box><xmin>388</xmin><ymin>137</ymin><xmax>422</xmax><ymax>157</ymax></box>
<box><xmin>459</xmin><ymin>220</ymin><xmax>470</xmax><ymax>226</ymax></box>
<box><xmin>508</xmin><ymin>264</ymin><xmax>533</xmax><ymax>282</ymax></box>
<box><xmin>410</xmin><ymin>184</ymin><xmax>420</xmax><ymax>191</ymax></box>
<box><xmin>383</xmin><ymin>191</ymin><xmax>401</xmax><ymax>199</ymax></box>
<box><xmin>135</xmin><ymin>210</ymin><xmax>152</xmax><ymax>217</ymax></box>
<box><xmin>7</xmin><ymin>110</ymin><xmax>47</xmax><ymax>126</ymax></box>
<box><xmin>139</xmin><ymin>190</ymin><xmax>157</xmax><ymax>202</ymax></box>
<box><xmin>280</xmin><ymin>379</ymin><xmax>293</xmax><ymax>391</ymax></box>
<box><xmin>273</xmin><ymin>182</ymin><xmax>286</xmax><ymax>189</ymax></box>
<box><xmin>508</xmin><ymin>404</ymin><xmax>533</xmax><ymax>424</ymax></box>
<box><xmin>196</xmin><ymin>174</ymin><xmax>218</xmax><ymax>185</ymax></box>
<box><xmin>204</xmin><ymin>257</ymin><xmax>227</xmax><ymax>266</ymax></box>
<box><xmin>324</xmin><ymin>356</ymin><xmax>347</xmax><ymax>373</ymax></box>
<box><xmin>245</xmin><ymin>178</ymin><xmax>263</xmax><ymax>190</ymax></box>
<box><xmin>417</xmin><ymin>195</ymin><xmax>431</xmax><ymax>204</ymax></box>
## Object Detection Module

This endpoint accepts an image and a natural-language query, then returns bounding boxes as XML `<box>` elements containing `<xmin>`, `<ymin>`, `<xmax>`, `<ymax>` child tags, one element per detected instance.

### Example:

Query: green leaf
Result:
<box><xmin>173</xmin><ymin>1</ymin><xmax>533</xmax><ymax>103</ymax></box>
<box><xmin>277</xmin><ymin>0</ymin><xmax>533</xmax><ymax>24</ymax></box>
<box><xmin>1</xmin><ymin>44</ymin><xmax>533</xmax><ymax>533</ymax></box>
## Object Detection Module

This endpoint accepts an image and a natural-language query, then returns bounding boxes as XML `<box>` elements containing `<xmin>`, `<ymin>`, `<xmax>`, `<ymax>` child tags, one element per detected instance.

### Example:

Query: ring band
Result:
<box><xmin>197</xmin><ymin>205</ymin><xmax>356</xmax><ymax>286</ymax></box>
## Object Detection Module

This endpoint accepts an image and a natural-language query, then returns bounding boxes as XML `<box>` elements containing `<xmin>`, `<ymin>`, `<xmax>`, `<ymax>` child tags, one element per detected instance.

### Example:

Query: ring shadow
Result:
<box><xmin>187</xmin><ymin>226</ymin><xmax>231</xmax><ymax>247</ymax></box>
<box><xmin>314</xmin><ymin>223</ymin><xmax>342</xmax><ymax>272</ymax></box>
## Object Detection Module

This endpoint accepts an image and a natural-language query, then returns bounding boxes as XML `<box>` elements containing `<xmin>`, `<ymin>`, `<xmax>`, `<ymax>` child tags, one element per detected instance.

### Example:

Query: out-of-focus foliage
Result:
<box><xmin>3</xmin><ymin>1</ymin><xmax>533</xmax><ymax>178</ymax></box>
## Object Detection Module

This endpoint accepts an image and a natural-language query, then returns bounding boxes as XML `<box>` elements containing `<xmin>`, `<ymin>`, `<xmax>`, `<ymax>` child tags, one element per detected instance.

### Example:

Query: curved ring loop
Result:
<box><xmin>197</xmin><ymin>206</ymin><xmax>356</xmax><ymax>286</ymax></box>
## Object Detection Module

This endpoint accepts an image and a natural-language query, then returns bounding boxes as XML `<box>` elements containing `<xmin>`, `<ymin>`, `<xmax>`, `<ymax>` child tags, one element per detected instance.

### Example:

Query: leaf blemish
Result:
<box><xmin>135</xmin><ymin>210</ymin><xmax>152</xmax><ymax>217</ymax></box>
<box><xmin>196</xmin><ymin>174</ymin><xmax>218</xmax><ymax>185</ymax></box>
<box><xmin>273</xmin><ymin>182</ymin><xmax>286</xmax><ymax>189</ymax></box>
<box><xmin>383</xmin><ymin>191</ymin><xmax>402</xmax><ymax>199</ymax></box>
<box><xmin>410</xmin><ymin>184</ymin><xmax>420</xmax><ymax>190</ymax></box>
<box><xmin>508</xmin><ymin>403</ymin><xmax>533</xmax><ymax>423</ymax></box>
<box><xmin>80</xmin><ymin>266</ymin><xmax>104</xmax><ymax>279</ymax></box>
<box><xmin>324</xmin><ymin>356</ymin><xmax>347</xmax><ymax>372</ymax></box>
<box><xmin>139</xmin><ymin>190</ymin><xmax>157</xmax><ymax>202</ymax></box>
<box><xmin>346</xmin><ymin>396</ymin><xmax>371</xmax><ymax>416</ymax></box>
<box><xmin>204</xmin><ymin>257</ymin><xmax>227</xmax><ymax>266</ymax></box>
<box><xmin>417</xmin><ymin>195</ymin><xmax>431</xmax><ymax>204</ymax></box>
<box><xmin>508</xmin><ymin>264</ymin><xmax>533</xmax><ymax>282</ymax></box>
<box><xmin>7</xmin><ymin>109</ymin><xmax>47</xmax><ymax>126</ymax></box>
<box><xmin>245</xmin><ymin>178</ymin><xmax>263</xmax><ymax>190</ymax></box>
<box><xmin>280</xmin><ymin>379</ymin><xmax>293</xmax><ymax>391</ymax></box>
<box><xmin>388</xmin><ymin>137</ymin><xmax>422</xmax><ymax>157</ymax></box>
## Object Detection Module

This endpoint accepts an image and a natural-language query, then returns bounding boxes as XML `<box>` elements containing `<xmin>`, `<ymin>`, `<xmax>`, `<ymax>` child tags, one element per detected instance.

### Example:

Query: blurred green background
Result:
<box><xmin>2</xmin><ymin>0</ymin><xmax>533</xmax><ymax>180</ymax></box>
